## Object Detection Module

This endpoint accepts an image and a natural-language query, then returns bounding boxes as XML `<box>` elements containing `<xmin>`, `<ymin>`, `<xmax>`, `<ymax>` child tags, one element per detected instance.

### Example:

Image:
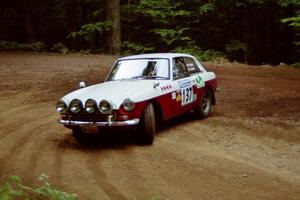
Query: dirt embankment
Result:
<box><xmin>0</xmin><ymin>52</ymin><xmax>299</xmax><ymax>200</ymax></box>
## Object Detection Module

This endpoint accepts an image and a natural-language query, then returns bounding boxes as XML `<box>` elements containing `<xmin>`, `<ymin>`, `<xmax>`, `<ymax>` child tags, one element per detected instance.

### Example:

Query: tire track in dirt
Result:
<box><xmin>87</xmin><ymin>148</ymin><xmax>157</xmax><ymax>199</ymax></box>
<box><xmin>157</xmin><ymin>128</ymin><xmax>300</xmax><ymax>199</ymax></box>
<box><xmin>0</xmin><ymin>98</ymin><xmax>56</xmax><ymax>181</ymax></box>
<box><xmin>182</xmin><ymin>119</ymin><xmax>300</xmax><ymax>182</ymax></box>
<box><xmin>21</xmin><ymin>120</ymin><xmax>60</xmax><ymax>183</ymax></box>
<box><xmin>86</xmin><ymin>157</ymin><xmax>127</xmax><ymax>199</ymax></box>
<box><xmin>0</xmin><ymin>94</ymin><xmax>37</xmax><ymax>139</ymax></box>
<box><xmin>52</xmin><ymin>136</ymin><xmax>68</xmax><ymax>186</ymax></box>
<box><xmin>49</xmin><ymin>145</ymin><xmax>113</xmax><ymax>199</ymax></box>
<box><xmin>0</xmin><ymin>120</ymin><xmax>52</xmax><ymax>181</ymax></box>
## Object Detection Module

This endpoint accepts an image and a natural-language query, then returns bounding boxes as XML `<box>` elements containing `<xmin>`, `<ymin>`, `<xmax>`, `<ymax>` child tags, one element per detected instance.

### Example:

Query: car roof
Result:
<box><xmin>118</xmin><ymin>53</ymin><xmax>195</xmax><ymax>60</ymax></box>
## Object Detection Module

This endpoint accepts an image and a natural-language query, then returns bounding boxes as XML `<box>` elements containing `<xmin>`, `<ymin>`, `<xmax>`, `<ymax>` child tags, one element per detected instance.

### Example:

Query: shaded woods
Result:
<box><xmin>0</xmin><ymin>0</ymin><xmax>299</xmax><ymax>65</ymax></box>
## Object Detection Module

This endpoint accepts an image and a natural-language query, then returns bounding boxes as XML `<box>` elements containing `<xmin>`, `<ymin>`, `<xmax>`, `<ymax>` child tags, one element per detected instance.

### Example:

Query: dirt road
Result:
<box><xmin>0</xmin><ymin>52</ymin><xmax>299</xmax><ymax>200</ymax></box>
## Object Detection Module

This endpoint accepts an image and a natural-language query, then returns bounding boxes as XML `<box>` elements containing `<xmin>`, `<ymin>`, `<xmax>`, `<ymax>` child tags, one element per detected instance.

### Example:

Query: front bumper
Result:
<box><xmin>58</xmin><ymin>118</ymin><xmax>140</xmax><ymax>127</ymax></box>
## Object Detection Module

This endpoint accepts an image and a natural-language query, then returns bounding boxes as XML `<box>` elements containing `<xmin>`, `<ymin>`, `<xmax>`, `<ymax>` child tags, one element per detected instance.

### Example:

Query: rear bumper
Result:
<box><xmin>58</xmin><ymin>118</ymin><xmax>140</xmax><ymax>127</ymax></box>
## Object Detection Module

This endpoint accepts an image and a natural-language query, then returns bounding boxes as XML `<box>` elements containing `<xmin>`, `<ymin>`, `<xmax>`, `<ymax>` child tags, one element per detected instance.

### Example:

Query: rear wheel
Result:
<box><xmin>194</xmin><ymin>88</ymin><xmax>212</xmax><ymax>119</ymax></box>
<box><xmin>138</xmin><ymin>103</ymin><xmax>156</xmax><ymax>145</ymax></box>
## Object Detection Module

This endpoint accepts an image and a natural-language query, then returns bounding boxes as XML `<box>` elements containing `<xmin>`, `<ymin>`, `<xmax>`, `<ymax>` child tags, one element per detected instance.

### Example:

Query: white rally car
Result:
<box><xmin>56</xmin><ymin>53</ymin><xmax>217</xmax><ymax>145</ymax></box>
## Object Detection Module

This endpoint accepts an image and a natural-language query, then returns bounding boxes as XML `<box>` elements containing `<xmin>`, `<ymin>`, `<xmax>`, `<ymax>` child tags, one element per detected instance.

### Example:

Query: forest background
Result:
<box><xmin>0</xmin><ymin>0</ymin><xmax>299</xmax><ymax>66</ymax></box>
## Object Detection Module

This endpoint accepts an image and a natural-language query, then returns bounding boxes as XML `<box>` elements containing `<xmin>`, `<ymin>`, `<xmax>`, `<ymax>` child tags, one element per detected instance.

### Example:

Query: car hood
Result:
<box><xmin>61</xmin><ymin>80</ymin><xmax>166</xmax><ymax>109</ymax></box>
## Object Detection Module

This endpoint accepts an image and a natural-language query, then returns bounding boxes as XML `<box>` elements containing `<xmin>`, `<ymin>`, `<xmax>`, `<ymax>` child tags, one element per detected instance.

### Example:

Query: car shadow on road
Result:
<box><xmin>159</xmin><ymin>111</ymin><xmax>217</xmax><ymax>133</ymax></box>
<box><xmin>56</xmin><ymin>127</ymin><xmax>143</xmax><ymax>150</ymax></box>
<box><xmin>56</xmin><ymin>111</ymin><xmax>219</xmax><ymax>150</ymax></box>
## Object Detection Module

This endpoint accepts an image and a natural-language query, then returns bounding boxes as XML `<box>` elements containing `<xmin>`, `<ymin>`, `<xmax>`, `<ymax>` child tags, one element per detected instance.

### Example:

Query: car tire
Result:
<box><xmin>138</xmin><ymin>103</ymin><xmax>156</xmax><ymax>145</ymax></box>
<box><xmin>194</xmin><ymin>88</ymin><xmax>212</xmax><ymax>119</ymax></box>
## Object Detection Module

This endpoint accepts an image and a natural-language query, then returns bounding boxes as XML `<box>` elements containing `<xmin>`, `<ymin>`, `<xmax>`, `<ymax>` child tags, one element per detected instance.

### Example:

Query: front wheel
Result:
<box><xmin>194</xmin><ymin>88</ymin><xmax>212</xmax><ymax>119</ymax></box>
<box><xmin>138</xmin><ymin>103</ymin><xmax>156</xmax><ymax>145</ymax></box>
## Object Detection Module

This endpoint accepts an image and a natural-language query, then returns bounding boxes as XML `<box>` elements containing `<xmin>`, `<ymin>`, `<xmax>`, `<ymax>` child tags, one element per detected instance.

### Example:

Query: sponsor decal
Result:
<box><xmin>178</xmin><ymin>79</ymin><xmax>193</xmax><ymax>105</ymax></box>
<box><xmin>176</xmin><ymin>94</ymin><xmax>182</xmax><ymax>101</ymax></box>
<box><xmin>179</xmin><ymin>79</ymin><xmax>192</xmax><ymax>88</ymax></box>
<box><xmin>161</xmin><ymin>84</ymin><xmax>172</xmax><ymax>91</ymax></box>
<box><xmin>172</xmin><ymin>92</ymin><xmax>176</xmax><ymax>100</ymax></box>
<box><xmin>181</xmin><ymin>86</ymin><xmax>193</xmax><ymax>105</ymax></box>
<box><xmin>195</xmin><ymin>75</ymin><xmax>204</xmax><ymax>88</ymax></box>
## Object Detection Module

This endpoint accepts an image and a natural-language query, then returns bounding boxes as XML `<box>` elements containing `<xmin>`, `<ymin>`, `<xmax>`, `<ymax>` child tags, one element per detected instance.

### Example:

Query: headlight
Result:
<box><xmin>69</xmin><ymin>99</ymin><xmax>82</xmax><ymax>114</ymax></box>
<box><xmin>56</xmin><ymin>100</ymin><xmax>67</xmax><ymax>113</ymax></box>
<box><xmin>99</xmin><ymin>100</ymin><xmax>112</xmax><ymax>114</ymax></box>
<box><xmin>122</xmin><ymin>98</ymin><xmax>135</xmax><ymax>112</ymax></box>
<box><xmin>85</xmin><ymin>99</ymin><xmax>97</xmax><ymax>114</ymax></box>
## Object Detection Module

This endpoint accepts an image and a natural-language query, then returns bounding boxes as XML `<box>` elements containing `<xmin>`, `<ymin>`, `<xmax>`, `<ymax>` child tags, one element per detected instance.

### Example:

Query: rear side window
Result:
<box><xmin>173</xmin><ymin>57</ymin><xmax>190</xmax><ymax>80</ymax></box>
<box><xmin>184</xmin><ymin>57</ymin><xmax>201</xmax><ymax>74</ymax></box>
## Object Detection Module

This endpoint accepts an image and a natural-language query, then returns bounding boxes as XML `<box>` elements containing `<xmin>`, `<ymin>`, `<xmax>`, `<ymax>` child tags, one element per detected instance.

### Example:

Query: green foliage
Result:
<box><xmin>122</xmin><ymin>41</ymin><xmax>154</xmax><ymax>54</ymax></box>
<box><xmin>198</xmin><ymin>49</ymin><xmax>224</xmax><ymax>62</ymax></box>
<box><xmin>0</xmin><ymin>41</ymin><xmax>19</xmax><ymax>50</ymax></box>
<box><xmin>282</xmin><ymin>10</ymin><xmax>300</xmax><ymax>62</ymax></box>
<box><xmin>136</xmin><ymin>0</ymin><xmax>190</xmax><ymax>24</ymax></box>
<box><xmin>281</xmin><ymin>12</ymin><xmax>300</xmax><ymax>28</ymax></box>
<box><xmin>0</xmin><ymin>0</ymin><xmax>299</xmax><ymax>64</ymax></box>
<box><xmin>199</xmin><ymin>3</ymin><xmax>215</xmax><ymax>14</ymax></box>
<box><xmin>279</xmin><ymin>0</ymin><xmax>300</xmax><ymax>7</ymax></box>
<box><xmin>225</xmin><ymin>40</ymin><xmax>246</xmax><ymax>52</ymax></box>
<box><xmin>0</xmin><ymin>174</ymin><xmax>77</xmax><ymax>200</ymax></box>
<box><xmin>51</xmin><ymin>43</ymin><xmax>69</xmax><ymax>54</ymax></box>
<box><xmin>68</xmin><ymin>21</ymin><xmax>112</xmax><ymax>42</ymax></box>
<box><xmin>173</xmin><ymin>45</ymin><xmax>201</xmax><ymax>59</ymax></box>
<box><xmin>225</xmin><ymin>40</ymin><xmax>246</xmax><ymax>62</ymax></box>
<box><xmin>173</xmin><ymin>45</ymin><xmax>224</xmax><ymax>61</ymax></box>
<box><xmin>0</xmin><ymin>41</ymin><xmax>47</xmax><ymax>52</ymax></box>
<box><xmin>135</xmin><ymin>0</ymin><xmax>193</xmax><ymax>51</ymax></box>
<box><xmin>280</xmin><ymin>1</ymin><xmax>300</xmax><ymax>41</ymax></box>
<box><xmin>291</xmin><ymin>62</ymin><xmax>300</xmax><ymax>68</ymax></box>
<box><xmin>152</xmin><ymin>28</ymin><xmax>191</xmax><ymax>46</ymax></box>
<box><xmin>79</xmin><ymin>49</ymin><xmax>92</xmax><ymax>54</ymax></box>
<box><xmin>28</xmin><ymin>42</ymin><xmax>47</xmax><ymax>52</ymax></box>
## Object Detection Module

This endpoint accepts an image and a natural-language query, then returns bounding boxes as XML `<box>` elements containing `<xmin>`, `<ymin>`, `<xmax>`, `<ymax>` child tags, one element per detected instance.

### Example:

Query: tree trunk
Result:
<box><xmin>244</xmin><ymin>5</ymin><xmax>258</xmax><ymax>65</ymax></box>
<box><xmin>106</xmin><ymin>0</ymin><xmax>121</xmax><ymax>54</ymax></box>
<box><xmin>65</xmin><ymin>0</ymin><xmax>79</xmax><ymax>49</ymax></box>
<box><xmin>24</xmin><ymin>0</ymin><xmax>35</xmax><ymax>43</ymax></box>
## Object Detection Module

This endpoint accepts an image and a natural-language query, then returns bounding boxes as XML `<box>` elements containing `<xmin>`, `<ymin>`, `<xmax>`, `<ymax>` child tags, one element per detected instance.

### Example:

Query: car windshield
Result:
<box><xmin>107</xmin><ymin>58</ymin><xmax>170</xmax><ymax>81</ymax></box>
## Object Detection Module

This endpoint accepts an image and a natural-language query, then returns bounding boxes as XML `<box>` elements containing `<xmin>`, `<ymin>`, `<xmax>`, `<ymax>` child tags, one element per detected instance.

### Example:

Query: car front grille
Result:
<box><xmin>62</xmin><ymin>113</ymin><xmax>116</xmax><ymax>122</ymax></box>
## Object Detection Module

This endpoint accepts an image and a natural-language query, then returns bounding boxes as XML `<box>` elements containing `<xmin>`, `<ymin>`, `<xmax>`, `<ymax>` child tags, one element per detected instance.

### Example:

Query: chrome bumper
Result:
<box><xmin>58</xmin><ymin>118</ymin><xmax>140</xmax><ymax>127</ymax></box>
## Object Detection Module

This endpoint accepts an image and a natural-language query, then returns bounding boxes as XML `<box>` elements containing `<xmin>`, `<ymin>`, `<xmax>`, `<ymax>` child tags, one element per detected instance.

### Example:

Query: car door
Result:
<box><xmin>169</xmin><ymin>57</ymin><xmax>199</xmax><ymax>117</ymax></box>
<box><xmin>183</xmin><ymin>56</ymin><xmax>206</xmax><ymax>108</ymax></box>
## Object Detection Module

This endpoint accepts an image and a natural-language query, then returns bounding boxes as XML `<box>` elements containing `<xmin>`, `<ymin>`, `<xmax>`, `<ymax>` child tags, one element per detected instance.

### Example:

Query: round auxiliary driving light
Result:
<box><xmin>56</xmin><ymin>100</ymin><xmax>67</xmax><ymax>113</ymax></box>
<box><xmin>99</xmin><ymin>100</ymin><xmax>112</xmax><ymax>114</ymax></box>
<box><xmin>122</xmin><ymin>98</ymin><xmax>135</xmax><ymax>112</ymax></box>
<box><xmin>85</xmin><ymin>99</ymin><xmax>97</xmax><ymax>114</ymax></box>
<box><xmin>69</xmin><ymin>99</ymin><xmax>82</xmax><ymax>114</ymax></box>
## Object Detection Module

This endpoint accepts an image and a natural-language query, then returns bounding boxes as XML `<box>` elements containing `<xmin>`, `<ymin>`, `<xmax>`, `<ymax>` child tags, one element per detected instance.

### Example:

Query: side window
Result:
<box><xmin>173</xmin><ymin>57</ymin><xmax>189</xmax><ymax>80</ymax></box>
<box><xmin>184</xmin><ymin>57</ymin><xmax>201</xmax><ymax>74</ymax></box>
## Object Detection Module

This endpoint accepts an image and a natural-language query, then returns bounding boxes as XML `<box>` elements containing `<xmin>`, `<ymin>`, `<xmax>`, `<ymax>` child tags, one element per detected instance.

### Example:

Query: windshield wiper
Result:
<box><xmin>131</xmin><ymin>75</ymin><xmax>167</xmax><ymax>80</ymax></box>
<box><xmin>131</xmin><ymin>75</ymin><xmax>147</xmax><ymax>79</ymax></box>
<box><xmin>145</xmin><ymin>75</ymin><xmax>167</xmax><ymax>80</ymax></box>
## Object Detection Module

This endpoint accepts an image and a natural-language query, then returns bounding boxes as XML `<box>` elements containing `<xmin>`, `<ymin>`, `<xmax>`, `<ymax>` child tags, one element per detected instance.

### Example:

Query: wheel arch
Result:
<box><xmin>205</xmin><ymin>85</ymin><xmax>216</xmax><ymax>105</ymax></box>
<box><xmin>148</xmin><ymin>99</ymin><xmax>163</xmax><ymax>128</ymax></box>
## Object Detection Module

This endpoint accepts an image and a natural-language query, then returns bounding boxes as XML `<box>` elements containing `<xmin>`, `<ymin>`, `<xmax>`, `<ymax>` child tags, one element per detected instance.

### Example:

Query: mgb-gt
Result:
<box><xmin>56</xmin><ymin>53</ymin><xmax>217</xmax><ymax>145</ymax></box>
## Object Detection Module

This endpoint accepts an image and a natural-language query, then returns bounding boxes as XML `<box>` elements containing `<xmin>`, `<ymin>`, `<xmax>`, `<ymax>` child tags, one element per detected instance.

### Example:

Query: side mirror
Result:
<box><xmin>79</xmin><ymin>81</ymin><xmax>86</xmax><ymax>88</ymax></box>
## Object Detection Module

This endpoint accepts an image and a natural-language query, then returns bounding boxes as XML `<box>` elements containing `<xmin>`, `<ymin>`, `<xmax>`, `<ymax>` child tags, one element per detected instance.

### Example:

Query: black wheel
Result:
<box><xmin>194</xmin><ymin>88</ymin><xmax>212</xmax><ymax>119</ymax></box>
<box><xmin>138</xmin><ymin>103</ymin><xmax>156</xmax><ymax>145</ymax></box>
